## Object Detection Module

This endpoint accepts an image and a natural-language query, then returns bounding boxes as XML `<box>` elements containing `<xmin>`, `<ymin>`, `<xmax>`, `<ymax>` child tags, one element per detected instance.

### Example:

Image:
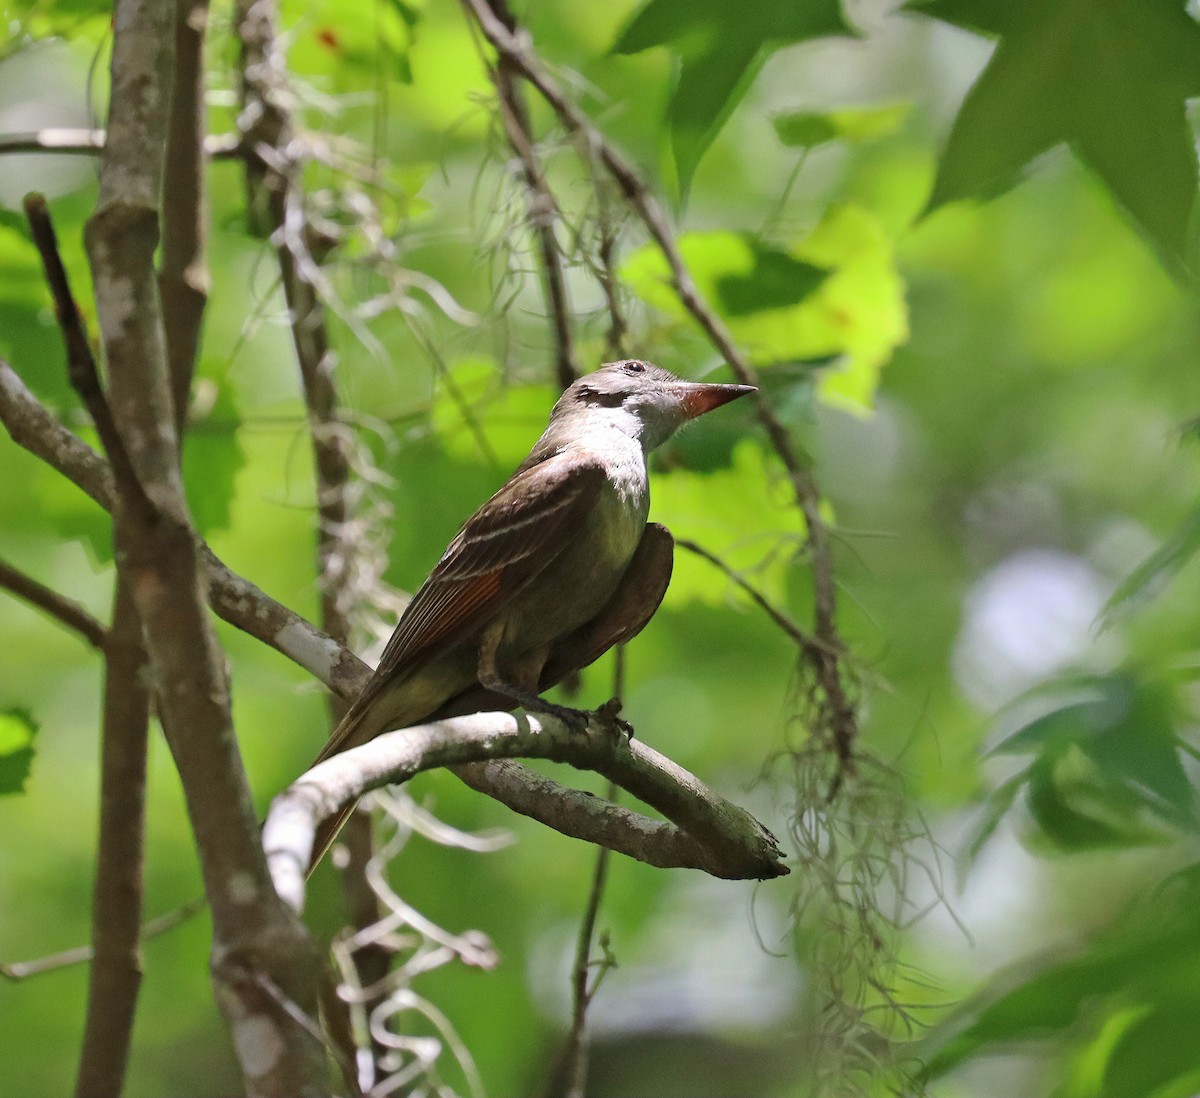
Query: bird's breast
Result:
<box><xmin>579</xmin><ymin>437</ymin><xmax>650</xmax><ymax>562</ymax></box>
<box><xmin>496</xmin><ymin>440</ymin><xmax>649</xmax><ymax>661</ymax></box>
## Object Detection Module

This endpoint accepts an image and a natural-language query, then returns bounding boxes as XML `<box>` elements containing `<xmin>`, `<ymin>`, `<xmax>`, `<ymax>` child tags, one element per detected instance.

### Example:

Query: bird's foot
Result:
<box><xmin>593</xmin><ymin>696</ymin><xmax>634</xmax><ymax>741</ymax></box>
<box><xmin>523</xmin><ymin>697</ymin><xmax>590</xmax><ymax>735</ymax></box>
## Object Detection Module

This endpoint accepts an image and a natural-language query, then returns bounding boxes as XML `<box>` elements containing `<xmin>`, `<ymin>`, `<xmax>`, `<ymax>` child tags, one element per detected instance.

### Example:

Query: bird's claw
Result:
<box><xmin>593</xmin><ymin>697</ymin><xmax>635</xmax><ymax>741</ymax></box>
<box><xmin>535</xmin><ymin>700</ymin><xmax>589</xmax><ymax>735</ymax></box>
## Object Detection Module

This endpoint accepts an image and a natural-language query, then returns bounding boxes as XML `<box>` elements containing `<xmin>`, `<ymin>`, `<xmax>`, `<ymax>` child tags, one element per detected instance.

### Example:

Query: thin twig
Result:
<box><xmin>21</xmin><ymin>193</ymin><xmax>155</xmax><ymax>523</ymax></box>
<box><xmin>483</xmin><ymin>0</ymin><xmax>577</xmax><ymax>390</ymax></box>
<box><xmin>595</xmin><ymin>194</ymin><xmax>628</xmax><ymax>360</ymax></box>
<box><xmin>675</xmin><ymin>537</ymin><xmax>828</xmax><ymax>657</ymax></box>
<box><xmin>545</xmin><ymin>647</ymin><xmax>625</xmax><ymax>1098</ymax></box>
<box><xmin>0</xmin><ymin>557</ymin><xmax>107</xmax><ymax>648</ymax></box>
<box><xmin>0</xmin><ymin>896</ymin><xmax>206</xmax><ymax>981</ymax></box>
<box><xmin>0</xmin><ymin>129</ymin><xmax>242</xmax><ymax>159</ymax></box>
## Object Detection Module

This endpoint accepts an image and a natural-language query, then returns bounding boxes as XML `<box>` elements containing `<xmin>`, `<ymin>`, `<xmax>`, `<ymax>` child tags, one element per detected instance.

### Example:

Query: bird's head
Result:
<box><xmin>555</xmin><ymin>360</ymin><xmax>755</xmax><ymax>452</ymax></box>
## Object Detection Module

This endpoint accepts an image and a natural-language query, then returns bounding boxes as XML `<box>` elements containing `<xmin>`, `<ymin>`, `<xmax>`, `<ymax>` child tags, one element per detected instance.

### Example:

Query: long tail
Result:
<box><xmin>305</xmin><ymin>701</ymin><xmax>374</xmax><ymax>878</ymax></box>
<box><xmin>308</xmin><ymin>801</ymin><xmax>358</xmax><ymax>878</ymax></box>
<box><xmin>304</xmin><ymin>680</ymin><xmax>516</xmax><ymax>876</ymax></box>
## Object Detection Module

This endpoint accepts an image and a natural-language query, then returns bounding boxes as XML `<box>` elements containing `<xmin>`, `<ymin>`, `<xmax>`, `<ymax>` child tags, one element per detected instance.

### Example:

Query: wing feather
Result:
<box><xmin>371</xmin><ymin>456</ymin><xmax>604</xmax><ymax>682</ymax></box>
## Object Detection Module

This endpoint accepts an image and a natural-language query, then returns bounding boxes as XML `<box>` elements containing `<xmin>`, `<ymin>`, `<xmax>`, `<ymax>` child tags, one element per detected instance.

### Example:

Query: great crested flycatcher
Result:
<box><xmin>307</xmin><ymin>359</ymin><xmax>754</xmax><ymax>870</ymax></box>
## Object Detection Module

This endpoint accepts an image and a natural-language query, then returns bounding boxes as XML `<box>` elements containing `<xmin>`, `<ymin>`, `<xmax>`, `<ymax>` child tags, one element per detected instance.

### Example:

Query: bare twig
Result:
<box><xmin>459</xmin><ymin>0</ymin><xmax>860</xmax><ymax>773</ymax></box>
<box><xmin>237</xmin><ymin>0</ymin><xmax>357</xmax><ymax>648</ymax></box>
<box><xmin>264</xmin><ymin>709</ymin><xmax>788</xmax><ymax>915</ymax></box>
<box><xmin>0</xmin><ymin>129</ymin><xmax>242</xmax><ymax>158</ymax></box>
<box><xmin>0</xmin><ymin>557</ymin><xmax>106</xmax><ymax>648</ymax></box>
<box><xmin>482</xmin><ymin>0</ymin><xmax>577</xmax><ymax>390</ymax></box>
<box><xmin>676</xmin><ymin>537</ymin><xmax>826</xmax><ymax>656</ymax></box>
<box><xmin>0</xmin><ymin>357</ymin><xmax>364</xmax><ymax>694</ymax></box>
<box><xmin>0</xmin><ymin>896</ymin><xmax>206</xmax><ymax>981</ymax></box>
<box><xmin>595</xmin><ymin>196</ymin><xmax>629</xmax><ymax>360</ymax></box>
<box><xmin>545</xmin><ymin>650</ymin><xmax>623</xmax><ymax>1098</ymax></box>
<box><xmin>22</xmin><ymin>193</ymin><xmax>153</xmax><ymax>523</ymax></box>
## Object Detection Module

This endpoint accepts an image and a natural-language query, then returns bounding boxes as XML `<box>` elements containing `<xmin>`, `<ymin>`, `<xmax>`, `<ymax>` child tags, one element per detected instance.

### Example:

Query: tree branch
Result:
<box><xmin>0</xmin><ymin>129</ymin><xmax>241</xmax><ymax>159</ymax></box>
<box><xmin>74</xmin><ymin>578</ymin><xmax>150</xmax><ymax>1098</ymax></box>
<box><xmin>235</xmin><ymin>0</ymin><xmax>387</xmax><ymax>1071</ymax></box>
<box><xmin>0</xmin><ymin>357</ymin><xmax>363</xmax><ymax>695</ymax></box>
<box><xmin>159</xmin><ymin>0</ymin><xmax>212</xmax><ymax>431</ymax></box>
<box><xmin>22</xmin><ymin>193</ymin><xmax>155</xmax><ymax>1098</ymax></box>
<box><xmin>83</xmin><ymin>0</ymin><xmax>327</xmax><ymax>1090</ymax></box>
<box><xmin>264</xmin><ymin>710</ymin><xmax>788</xmax><ymax>915</ymax></box>
<box><xmin>482</xmin><ymin>0</ymin><xmax>577</xmax><ymax>389</ymax></box>
<box><xmin>0</xmin><ymin>557</ymin><xmax>106</xmax><ymax>649</ymax></box>
<box><xmin>1</xmin><ymin>358</ymin><xmax>771</xmax><ymax>896</ymax></box>
<box><xmin>22</xmin><ymin>193</ymin><xmax>154</xmax><ymax>523</ymax></box>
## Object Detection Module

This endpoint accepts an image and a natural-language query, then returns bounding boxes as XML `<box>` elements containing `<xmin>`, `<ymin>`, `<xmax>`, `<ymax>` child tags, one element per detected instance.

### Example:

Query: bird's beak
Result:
<box><xmin>672</xmin><ymin>381</ymin><xmax>757</xmax><ymax>419</ymax></box>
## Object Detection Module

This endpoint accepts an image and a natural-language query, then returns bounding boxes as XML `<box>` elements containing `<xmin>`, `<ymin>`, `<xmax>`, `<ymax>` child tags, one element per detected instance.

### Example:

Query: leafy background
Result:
<box><xmin>4</xmin><ymin>0</ymin><xmax>1200</xmax><ymax>1095</ymax></box>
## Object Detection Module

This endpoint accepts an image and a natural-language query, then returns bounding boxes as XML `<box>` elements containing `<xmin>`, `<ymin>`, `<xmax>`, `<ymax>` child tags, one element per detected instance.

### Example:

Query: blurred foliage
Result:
<box><xmin>0</xmin><ymin>709</ymin><xmax>37</xmax><ymax>795</ymax></box>
<box><xmin>2</xmin><ymin>0</ymin><xmax>1200</xmax><ymax>1096</ymax></box>
<box><xmin>912</xmin><ymin>0</ymin><xmax>1200</xmax><ymax>273</ymax></box>
<box><xmin>611</xmin><ymin>0</ymin><xmax>854</xmax><ymax>193</ymax></box>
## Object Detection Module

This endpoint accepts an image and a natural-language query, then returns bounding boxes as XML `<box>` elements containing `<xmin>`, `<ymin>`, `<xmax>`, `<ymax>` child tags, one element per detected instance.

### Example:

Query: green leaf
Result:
<box><xmin>772</xmin><ymin>103</ymin><xmax>910</xmax><ymax>150</ymax></box>
<box><xmin>965</xmin><ymin>766</ymin><xmax>1029</xmax><ymax>862</ymax></box>
<box><xmin>988</xmin><ymin>673</ymin><xmax>1198</xmax><ymax>850</ymax></box>
<box><xmin>654</xmin><ymin>439</ymin><xmax>804</xmax><ymax>609</ymax></box>
<box><xmin>922</xmin><ymin>872</ymin><xmax>1200</xmax><ymax>1079</ymax></box>
<box><xmin>1098</xmin><ymin>1006</ymin><xmax>1200</xmax><ymax>1098</ymax></box>
<box><xmin>911</xmin><ymin>0</ymin><xmax>1200</xmax><ymax>272</ymax></box>
<box><xmin>1026</xmin><ymin>749</ymin><xmax>1173</xmax><ymax>851</ymax></box>
<box><xmin>621</xmin><ymin>206</ymin><xmax>907</xmax><ymax>413</ymax></box>
<box><xmin>35</xmin><ymin>455</ymin><xmax>113</xmax><ymax>564</ymax></box>
<box><xmin>612</xmin><ymin>0</ymin><xmax>853</xmax><ymax>193</ymax></box>
<box><xmin>0</xmin><ymin>709</ymin><xmax>37</xmax><ymax>795</ymax></box>
<box><xmin>1100</xmin><ymin>510</ymin><xmax>1200</xmax><ymax>626</ymax></box>
<box><xmin>182</xmin><ymin>380</ymin><xmax>245</xmax><ymax>537</ymax></box>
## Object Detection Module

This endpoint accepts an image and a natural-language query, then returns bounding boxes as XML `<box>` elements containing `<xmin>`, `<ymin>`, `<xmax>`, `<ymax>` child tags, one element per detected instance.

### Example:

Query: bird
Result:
<box><xmin>307</xmin><ymin>359</ymin><xmax>755</xmax><ymax>872</ymax></box>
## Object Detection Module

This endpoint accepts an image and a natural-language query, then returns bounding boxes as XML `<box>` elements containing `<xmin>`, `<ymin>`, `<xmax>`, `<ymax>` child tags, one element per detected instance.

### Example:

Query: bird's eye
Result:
<box><xmin>622</xmin><ymin>361</ymin><xmax>645</xmax><ymax>375</ymax></box>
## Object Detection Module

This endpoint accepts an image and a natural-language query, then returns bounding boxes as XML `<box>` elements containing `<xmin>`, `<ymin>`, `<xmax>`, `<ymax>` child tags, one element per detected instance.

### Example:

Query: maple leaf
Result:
<box><xmin>913</xmin><ymin>0</ymin><xmax>1200</xmax><ymax>271</ymax></box>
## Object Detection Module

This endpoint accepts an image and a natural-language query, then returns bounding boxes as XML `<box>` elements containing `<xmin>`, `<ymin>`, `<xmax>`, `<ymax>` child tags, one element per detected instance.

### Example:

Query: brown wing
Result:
<box><xmin>316</xmin><ymin>456</ymin><xmax>605</xmax><ymax>761</ymax></box>
<box><xmin>539</xmin><ymin>521</ymin><xmax>674</xmax><ymax>688</ymax></box>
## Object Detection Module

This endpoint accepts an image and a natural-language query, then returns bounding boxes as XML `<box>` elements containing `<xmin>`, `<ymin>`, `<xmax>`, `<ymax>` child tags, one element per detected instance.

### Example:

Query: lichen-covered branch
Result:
<box><xmin>235</xmin><ymin>1</ymin><xmax>389</xmax><ymax>1069</ymax></box>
